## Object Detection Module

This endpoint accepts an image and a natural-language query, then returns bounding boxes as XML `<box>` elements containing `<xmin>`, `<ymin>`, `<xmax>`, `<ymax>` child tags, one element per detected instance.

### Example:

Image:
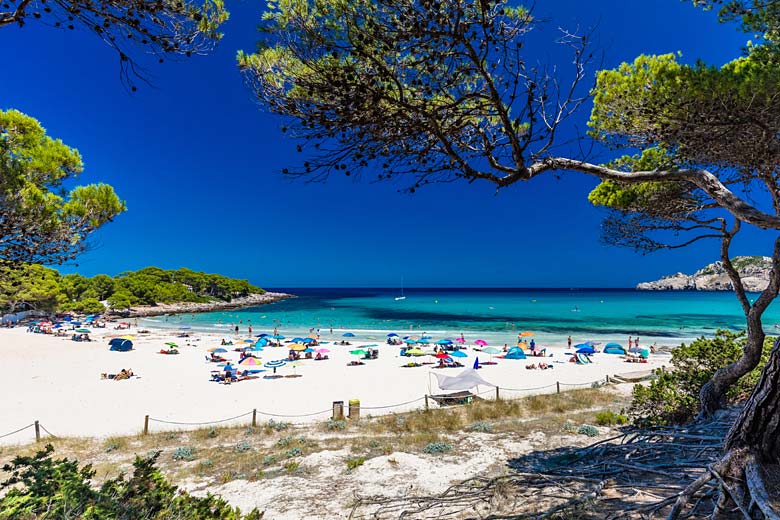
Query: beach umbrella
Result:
<box><xmin>239</xmin><ymin>357</ymin><xmax>263</xmax><ymax>366</ymax></box>
<box><xmin>118</xmin><ymin>322</ymin><xmax>128</xmax><ymax>326</ymax></box>
<box><xmin>291</xmin><ymin>337</ymin><xmax>306</xmax><ymax>343</ymax></box>
<box><xmin>303</xmin><ymin>347</ymin><xmax>315</xmax><ymax>353</ymax></box>
<box><xmin>450</xmin><ymin>350</ymin><xmax>467</xmax><ymax>358</ymax></box>
<box><xmin>316</xmin><ymin>348</ymin><xmax>330</xmax><ymax>353</ymax></box>
<box><xmin>343</xmin><ymin>332</ymin><xmax>355</xmax><ymax>337</ymax></box>
<box><xmin>406</xmin><ymin>348</ymin><xmax>425</xmax><ymax>356</ymax></box>
<box><xmin>421</xmin><ymin>335</ymin><xmax>432</xmax><ymax>340</ymax></box>
<box><xmin>435</xmin><ymin>352</ymin><xmax>449</xmax><ymax>359</ymax></box>
<box><xmin>289</xmin><ymin>343</ymin><xmax>307</xmax><ymax>351</ymax></box>
<box><xmin>52</xmin><ymin>324</ymin><xmax>62</xmax><ymax>329</ymax></box>
<box><xmin>243</xmin><ymin>339</ymin><xmax>255</xmax><ymax>343</ymax></box>
<box><xmin>350</xmin><ymin>349</ymin><xmax>367</xmax><ymax>356</ymax></box>
<box><xmin>257</xmin><ymin>333</ymin><xmax>269</xmax><ymax>338</ymax></box>
<box><xmin>405</xmin><ymin>339</ymin><xmax>418</xmax><ymax>344</ymax></box>
<box><xmin>271</xmin><ymin>334</ymin><xmax>285</xmax><ymax>340</ymax></box>
<box><xmin>482</xmin><ymin>347</ymin><xmax>501</xmax><ymax>355</ymax></box>
<box><xmin>473</xmin><ymin>357</ymin><xmax>480</xmax><ymax>369</ymax></box>
<box><xmin>302</xmin><ymin>337</ymin><xmax>316</xmax><ymax>343</ymax></box>
<box><xmin>208</xmin><ymin>347</ymin><xmax>228</xmax><ymax>353</ymax></box>
<box><xmin>387</xmin><ymin>333</ymin><xmax>399</xmax><ymax>337</ymax></box>
<box><xmin>474</xmin><ymin>339</ymin><xmax>488</xmax><ymax>346</ymax></box>
<box><xmin>519</xmin><ymin>331</ymin><xmax>534</xmax><ymax>337</ymax></box>
<box><xmin>436</xmin><ymin>339</ymin><xmax>453</xmax><ymax>345</ymax></box>
<box><xmin>71</xmin><ymin>321</ymin><xmax>82</xmax><ymax>326</ymax></box>
<box><xmin>75</xmin><ymin>328</ymin><xmax>91</xmax><ymax>333</ymax></box>
<box><xmin>164</xmin><ymin>342</ymin><xmax>178</xmax><ymax>348</ymax></box>
<box><xmin>264</xmin><ymin>359</ymin><xmax>286</xmax><ymax>373</ymax></box>
<box><xmin>63</xmin><ymin>316</ymin><xmax>72</xmax><ymax>322</ymax></box>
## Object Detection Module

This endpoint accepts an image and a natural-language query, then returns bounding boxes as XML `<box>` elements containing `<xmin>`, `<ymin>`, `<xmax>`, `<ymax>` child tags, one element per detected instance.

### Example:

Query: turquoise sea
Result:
<box><xmin>140</xmin><ymin>289</ymin><xmax>780</xmax><ymax>348</ymax></box>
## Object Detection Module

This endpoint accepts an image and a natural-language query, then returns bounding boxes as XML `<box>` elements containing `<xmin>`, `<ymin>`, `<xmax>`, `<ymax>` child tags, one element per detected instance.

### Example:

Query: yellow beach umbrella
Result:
<box><xmin>406</xmin><ymin>348</ymin><xmax>425</xmax><ymax>356</ymax></box>
<box><xmin>289</xmin><ymin>343</ymin><xmax>307</xmax><ymax>351</ymax></box>
<box><xmin>120</xmin><ymin>335</ymin><xmax>135</xmax><ymax>340</ymax></box>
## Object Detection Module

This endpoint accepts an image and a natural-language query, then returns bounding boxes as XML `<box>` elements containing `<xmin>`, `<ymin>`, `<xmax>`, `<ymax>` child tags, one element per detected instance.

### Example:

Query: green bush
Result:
<box><xmin>171</xmin><ymin>447</ymin><xmax>195</xmax><ymax>461</ymax></box>
<box><xmin>346</xmin><ymin>457</ymin><xmax>365</xmax><ymax>470</ymax></box>
<box><xmin>0</xmin><ymin>445</ymin><xmax>262</xmax><ymax>519</ymax></box>
<box><xmin>594</xmin><ymin>411</ymin><xmax>628</xmax><ymax>426</ymax></box>
<box><xmin>467</xmin><ymin>421</ymin><xmax>494</xmax><ymax>433</ymax></box>
<box><xmin>423</xmin><ymin>442</ymin><xmax>452</xmax><ymax>454</ymax></box>
<box><xmin>576</xmin><ymin>425</ymin><xmax>599</xmax><ymax>437</ymax></box>
<box><xmin>326</xmin><ymin>419</ymin><xmax>347</xmax><ymax>431</ymax></box>
<box><xmin>629</xmin><ymin>330</ymin><xmax>772</xmax><ymax>427</ymax></box>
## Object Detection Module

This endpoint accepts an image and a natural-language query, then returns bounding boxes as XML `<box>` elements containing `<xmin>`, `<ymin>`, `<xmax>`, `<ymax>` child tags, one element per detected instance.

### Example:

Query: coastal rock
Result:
<box><xmin>107</xmin><ymin>291</ymin><xmax>294</xmax><ymax>317</ymax></box>
<box><xmin>636</xmin><ymin>256</ymin><xmax>772</xmax><ymax>291</ymax></box>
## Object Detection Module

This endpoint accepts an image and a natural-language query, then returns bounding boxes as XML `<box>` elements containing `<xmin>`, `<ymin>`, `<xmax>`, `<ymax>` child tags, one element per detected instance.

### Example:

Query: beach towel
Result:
<box><xmin>576</xmin><ymin>353</ymin><xmax>591</xmax><ymax>365</ymax></box>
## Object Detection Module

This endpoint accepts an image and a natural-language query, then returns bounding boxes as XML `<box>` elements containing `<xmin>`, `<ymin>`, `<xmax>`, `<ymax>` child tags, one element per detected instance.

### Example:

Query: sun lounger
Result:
<box><xmin>429</xmin><ymin>391</ymin><xmax>477</xmax><ymax>406</ymax></box>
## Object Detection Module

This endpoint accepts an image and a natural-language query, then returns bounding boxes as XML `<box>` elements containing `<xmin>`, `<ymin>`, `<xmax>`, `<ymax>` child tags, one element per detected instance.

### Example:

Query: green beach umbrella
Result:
<box><xmin>350</xmin><ymin>349</ymin><xmax>367</xmax><ymax>356</ymax></box>
<box><xmin>482</xmin><ymin>347</ymin><xmax>501</xmax><ymax>355</ymax></box>
<box><xmin>165</xmin><ymin>342</ymin><xmax>178</xmax><ymax>348</ymax></box>
<box><xmin>75</xmin><ymin>328</ymin><xmax>91</xmax><ymax>333</ymax></box>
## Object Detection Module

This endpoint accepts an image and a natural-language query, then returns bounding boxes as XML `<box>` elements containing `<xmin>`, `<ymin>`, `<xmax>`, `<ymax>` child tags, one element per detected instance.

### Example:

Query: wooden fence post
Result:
<box><xmin>556</xmin><ymin>381</ymin><xmax>561</xmax><ymax>394</ymax></box>
<box><xmin>605</xmin><ymin>374</ymin><xmax>610</xmax><ymax>384</ymax></box>
<box><xmin>34</xmin><ymin>420</ymin><xmax>40</xmax><ymax>442</ymax></box>
<box><xmin>424</xmin><ymin>395</ymin><xmax>429</xmax><ymax>411</ymax></box>
<box><xmin>143</xmin><ymin>415</ymin><xmax>149</xmax><ymax>436</ymax></box>
<box><xmin>252</xmin><ymin>409</ymin><xmax>257</xmax><ymax>427</ymax></box>
<box><xmin>495</xmin><ymin>387</ymin><xmax>500</xmax><ymax>400</ymax></box>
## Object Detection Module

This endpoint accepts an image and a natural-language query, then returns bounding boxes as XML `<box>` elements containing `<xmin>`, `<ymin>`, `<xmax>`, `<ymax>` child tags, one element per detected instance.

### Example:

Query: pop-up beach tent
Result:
<box><xmin>109</xmin><ymin>339</ymin><xmax>133</xmax><ymax>352</ymax></box>
<box><xmin>603</xmin><ymin>343</ymin><xmax>627</xmax><ymax>355</ymax></box>
<box><xmin>505</xmin><ymin>347</ymin><xmax>527</xmax><ymax>360</ymax></box>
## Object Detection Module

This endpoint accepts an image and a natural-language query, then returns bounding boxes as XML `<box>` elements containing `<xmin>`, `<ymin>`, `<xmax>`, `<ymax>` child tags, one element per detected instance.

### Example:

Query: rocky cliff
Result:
<box><xmin>106</xmin><ymin>292</ymin><xmax>294</xmax><ymax>317</ymax></box>
<box><xmin>636</xmin><ymin>256</ymin><xmax>772</xmax><ymax>291</ymax></box>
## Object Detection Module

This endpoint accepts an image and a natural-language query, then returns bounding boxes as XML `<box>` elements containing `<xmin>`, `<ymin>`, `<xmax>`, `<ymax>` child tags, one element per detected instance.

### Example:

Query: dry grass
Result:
<box><xmin>0</xmin><ymin>387</ymin><xmax>628</xmax><ymax>489</ymax></box>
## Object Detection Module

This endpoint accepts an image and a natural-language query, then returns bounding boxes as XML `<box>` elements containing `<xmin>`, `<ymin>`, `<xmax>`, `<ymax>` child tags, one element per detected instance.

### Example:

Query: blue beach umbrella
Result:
<box><xmin>450</xmin><ymin>350</ymin><xmax>467</xmax><ymax>358</ymax></box>
<box><xmin>291</xmin><ymin>337</ymin><xmax>306</xmax><ymax>343</ymax></box>
<box><xmin>387</xmin><ymin>333</ymin><xmax>399</xmax><ymax>337</ymax></box>
<box><xmin>405</xmin><ymin>339</ymin><xmax>417</xmax><ymax>344</ymax></box>
<box><xmin>257</xmin><ymin>333</ymin><xmax>269</xmax><ymax>338</ymax></box>
<box><xmin>271</xmin><ymin>335</ymin><xmax>285</xmax><ymax>340</ymax></box>
<box><xmin>212</xmin><ymin>348</ymin><xmax>228</xmax><ymax>353</ymax></box>
<box><xmin>421</xmin><ymin>335</ymin><xmax>432</xmax><ymax>340</ymax></box>
<box><xmin>343</xmin><ymin>332</ymin><xmax>355</xmax><ymax>337</ymax></box>
<box><xmin>436</xmin><ymin>339</ymin><xmax>453</xmax><ymax>345</ymax></box>
<box><xmin>303</xmin><ymin>347</ymin><xmax>315</xmax><ymax>353</ymax></box>
<box><xmin>473</xmin><ymin>357</ymin><xmax>480</xmax><ymax>369</ymax></box>
<box><xmin>264</xmin><ymin>359</ymin><xmax>287</xmax><ymax>374</ymax></box>
<box><xmin>302</xmin><ymin>337</ymin><xmax>315</xmax><ymax>343</ymax></box>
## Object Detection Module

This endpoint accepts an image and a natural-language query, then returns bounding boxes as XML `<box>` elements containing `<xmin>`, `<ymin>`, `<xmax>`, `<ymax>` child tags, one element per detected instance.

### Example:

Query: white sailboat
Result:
<box><xmin>395</xmin><ymin>277</ymin><xmax>406</xmax><ymax>301</ymax></box>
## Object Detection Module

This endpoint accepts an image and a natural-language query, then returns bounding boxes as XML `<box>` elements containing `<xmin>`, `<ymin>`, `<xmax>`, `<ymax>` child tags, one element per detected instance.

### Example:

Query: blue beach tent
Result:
<box><xmin>505</xmin><ymin>347</ymin><xmax>527</xmax><ymax>360</ymax></box>
<box><xmin>109</xmin><ymin>339</ymin><xmax>133</xmax><ymax>352</ymax></box>
<box><xmin>603</xmin><ymin>343</ymin><xmax>627</xmax><ymax>355</ymax></box>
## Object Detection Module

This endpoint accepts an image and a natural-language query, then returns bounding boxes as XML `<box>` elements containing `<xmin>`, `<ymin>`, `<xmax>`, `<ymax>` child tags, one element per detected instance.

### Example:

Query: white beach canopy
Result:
<box><xmin>433</xmin><ymin>368</ymin><xmax>495</xmax><ymax>391</ymax></box>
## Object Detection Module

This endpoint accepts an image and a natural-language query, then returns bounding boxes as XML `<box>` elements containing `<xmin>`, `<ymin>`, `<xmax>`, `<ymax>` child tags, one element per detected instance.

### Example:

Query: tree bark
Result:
<box><xmin>725</xmin><ymin>337</ymin><xmax>780</xmax><ymax>461</ymax></box>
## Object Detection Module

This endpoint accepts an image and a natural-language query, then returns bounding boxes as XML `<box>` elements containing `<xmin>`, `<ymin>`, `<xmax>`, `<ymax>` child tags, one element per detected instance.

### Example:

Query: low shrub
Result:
<box><xmin>266</xmin><ymin>420</ymin><xmax>290</xmax><ymax>432</ymax></box>
<box><xmin>234</xmin><ymin>441</ymin><xmax>253</xmax><ymax>453</ymax></box>
<box><xmin>171</xmin><ymin>447</ymin><xmax>195</xmax><ymax>461</ymax></box>
<box><xmin>284</xmin><ymin>461</ymin><xmax>300</xmax><ymax>472</ymax></box>
<box><xmin>285</xmin><ymin>447</ymin><xmax>302</xmax><ymax>458</ymax></box>
<box><xmin>466</xmin><ymin>421</ymin><xmax>494</xmax><ymax>433</ymax></box>
<box><xmin>346</xmin><ymin>457</ymin><xmax>365</xmax><ymax>470</ymax></box>
<box><xmin>595</xmin><ymin>411</ymin><xmax>628</xmax><ymax>426</ymax></box>
<box><xmin>576</xmin><ymin>425</ymin><xmax>599</xmax><ymax>437</ymax></box>
<box><xmin>423</xmin><ymin>442</ymin><xmax>453</xmax><ymax>454</ymax></box>
<box><xmin>326</xmin><ymin>420</ymin><xmax>347</xmax><ymax>431</ymax></box>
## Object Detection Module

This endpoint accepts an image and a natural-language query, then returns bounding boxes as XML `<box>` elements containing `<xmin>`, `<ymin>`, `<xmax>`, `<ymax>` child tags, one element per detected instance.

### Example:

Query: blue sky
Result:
<box><xmin>1</xmin><ymin>1</ymin><xmax>767</xmax><ymax>288</ymax></box>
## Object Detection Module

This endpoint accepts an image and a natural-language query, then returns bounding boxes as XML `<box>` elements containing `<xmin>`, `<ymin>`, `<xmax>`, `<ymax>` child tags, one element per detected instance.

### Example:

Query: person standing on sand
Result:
<box><xmin>567</xmin><ymin>336</ymin><xmax>572</xmax><ymax>349</ymax></box>
<box><xmin>235</xmin><ymin>325</ymin><xmax>239</xmax><ymax>335</ymax></box>
<box><xmin>635</xmin><ymin>337</ymin><xmax>640</xmax><ymax>348</ymax></box>
<box><xmin>248</xmin><ymin>325</ymin><xmax>252</xmax><ymax>336</ymax></box>
<box><xmin>628</xmin><ymin>336</ymin><xmax>633</xmax><ymax>349</ymax></box>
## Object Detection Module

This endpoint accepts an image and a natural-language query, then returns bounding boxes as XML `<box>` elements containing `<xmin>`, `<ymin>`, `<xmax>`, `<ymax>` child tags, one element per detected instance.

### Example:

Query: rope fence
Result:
<box><xmin>3</xmin><ymin>373</ymin><xmax>652</xmax><ymax>441</ymax></box>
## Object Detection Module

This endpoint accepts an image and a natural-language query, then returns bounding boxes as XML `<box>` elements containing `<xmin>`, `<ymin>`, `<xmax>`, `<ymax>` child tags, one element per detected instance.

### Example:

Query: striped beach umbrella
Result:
<box><xmin>264</xmin><ymin>359</ymin><xmax>287</xmax><ymax>373</ymax></box>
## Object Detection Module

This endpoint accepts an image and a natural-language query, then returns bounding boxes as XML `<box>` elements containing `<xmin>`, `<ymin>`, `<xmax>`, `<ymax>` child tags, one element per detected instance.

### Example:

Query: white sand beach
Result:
<box><xmin>0</xmin><ymin>324</ymin><xmax>669</xmax><ymax>445</ymax></box>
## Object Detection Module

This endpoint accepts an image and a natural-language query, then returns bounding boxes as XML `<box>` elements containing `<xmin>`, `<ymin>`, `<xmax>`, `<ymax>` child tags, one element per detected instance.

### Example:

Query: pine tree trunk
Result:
<box><xmin>699</xmin><ymin>313</ymin><xmax>766</xmax><ymax>417</ymax></box>
<box><xmin>725</xmin><ymin>337</ymin><xmax>780</xmax><ymax>460</ymax></box>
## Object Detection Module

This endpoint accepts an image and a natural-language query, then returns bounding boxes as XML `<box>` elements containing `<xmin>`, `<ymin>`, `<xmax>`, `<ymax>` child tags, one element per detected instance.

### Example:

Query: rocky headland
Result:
<box><xmin>107</xmin><ymin>291</ymin><xmax>294</xmax><ymax>317</ymax></box>
<box><xmin>636</xmin><ymin>256</ymin><xmax>772</xmax><ymax>291</ymax></box>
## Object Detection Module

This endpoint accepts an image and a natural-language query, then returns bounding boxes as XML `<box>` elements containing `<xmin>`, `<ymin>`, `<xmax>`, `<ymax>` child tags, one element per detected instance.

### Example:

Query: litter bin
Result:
<box><xmin>332</xmin><ymin>401</ymin><xmax>344</xmax><ymax>420</ymax></box>
<box><xmin>348</xmin><ymin>399</ymin><xmax>360</xmax><ymax>420</ymax></box>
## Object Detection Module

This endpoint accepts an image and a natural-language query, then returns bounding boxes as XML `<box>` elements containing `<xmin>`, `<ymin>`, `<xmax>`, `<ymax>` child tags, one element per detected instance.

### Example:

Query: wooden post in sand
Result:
<box><xmin>495</xmin><ymin>387</ymin><xmax>500</xmax><ymax>400</ymax></box>
<box><xmin>34</xmin><ymin>420</ymin><xmax>40</xmax><ymax>442</ymax></box>
<box><xmin>252</xmin><ymin>409</ymin><xmax>257</xmax><ymax>427</ymax></box>
<box><xmin>424</xmin><ymin>395</ymin><xmax>429</xmax><ymax>410</ymax></box>
<box><xmin>143</xmin><ymin>415</ymin><xmax>149</xmax><ymax>436</ymax></box>
<box><xmin>556</xmin><ymin>381</ymin><xmax>561</xmax><ymax>394</ymax></box>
